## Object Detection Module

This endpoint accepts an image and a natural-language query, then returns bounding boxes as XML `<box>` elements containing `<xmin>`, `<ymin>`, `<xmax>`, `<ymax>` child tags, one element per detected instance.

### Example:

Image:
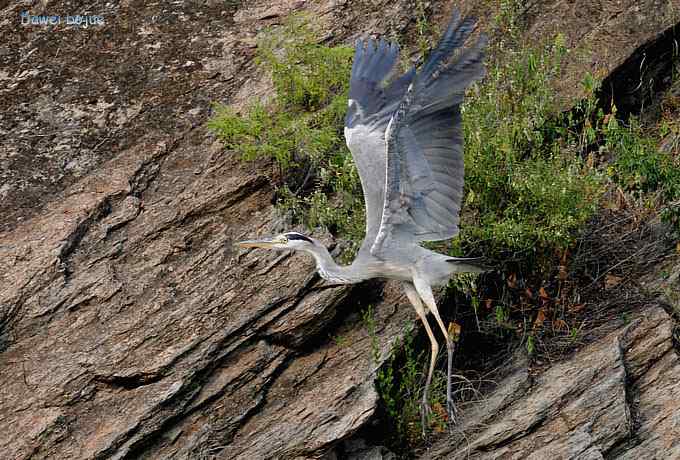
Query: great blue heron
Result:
<box><xmin>238</xmin><ymin>10</ymin><xmax>487</xmax><ymax>430</ymax></box>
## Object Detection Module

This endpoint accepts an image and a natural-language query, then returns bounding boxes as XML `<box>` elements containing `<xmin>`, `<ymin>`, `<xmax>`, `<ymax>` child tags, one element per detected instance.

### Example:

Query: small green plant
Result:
<box><xmin>621</xmin><ymin>312</ymin><xmax>631</xmax><ymax>325</ymax></box>
<box><xmin>362</xmin><ymin>306</ymin><xmax>446</xmax><ymax>449</ymax></box>
<box><xmin>607</xmin><ymin>118</ymin><xmax>680</xmax><ymax>196</ymax></box>
<box><xmin>362</xmin><ymin>305</ymin><xmax>381</xmax><ymax>364</ymax></box>
<box><xmin>333</xmin><ymin>334</ymin><xmax>349</xmax><ymax>347</ymax></box>
<box><xmin>526</xmin><ymin>334</ymin><xmax>535</xmax><ymax>355</ymax></box>
<box><xmin>491</xmin><ymin>0</ymin><xmax>526</xmax><ymax>43</ymax></box>
<box><xmin>569</xmin><ymin>323</ymin><xmax>583</xmax><ymax>342</ymax></box>
<box><xmin>415</xmin><ymin>0</ymin><xmax>433</xmax><ymax>57</ymax></box>
<box><xmin>495</xmin><ymin>304</ymin><xmax>510</xmax><ymax>326</ymax></box>
<box><xmin>361</xmin><ymin>305</ymin><xmax>400</xmax><ymax>442</ymax></box>
<box><xmin>603</xmin><ymin>114</ymin><xmax>680</xmax><ymax>228</ymax></box>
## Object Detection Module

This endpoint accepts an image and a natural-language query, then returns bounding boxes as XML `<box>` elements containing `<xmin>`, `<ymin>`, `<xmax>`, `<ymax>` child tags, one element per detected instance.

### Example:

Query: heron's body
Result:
<box><xmin>308</xmin><ymin>244</ymin><xmax>476</xmax><ymax>286</ymax></box>
<box><xmin>238</xmin><ymin>10</ymin><xmax>487</xmax><ymax>433</ymax></box>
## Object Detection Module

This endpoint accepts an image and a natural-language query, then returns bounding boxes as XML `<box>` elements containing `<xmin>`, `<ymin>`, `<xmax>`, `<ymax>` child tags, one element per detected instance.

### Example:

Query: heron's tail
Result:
<box><xmin>446</xmin><ymin>257</ymin><xmax>491</xmax><ymax>274</ymax></box>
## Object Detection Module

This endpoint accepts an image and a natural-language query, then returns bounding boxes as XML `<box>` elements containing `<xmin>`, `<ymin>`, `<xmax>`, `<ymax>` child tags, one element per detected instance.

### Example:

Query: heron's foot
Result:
<box><xmin>420</xmin><ymin>399</ymin><xmax>432</xmax><ymax>436</ymax></box>
<box><xmin>445</xmin><ymin>369</ymin><xmax>456</xmax><ymax>425</ymax></box>
<box><xmin>446</xmin><ymin>398</ymin><xmax>458</xmax><ymax>425</ymax></box>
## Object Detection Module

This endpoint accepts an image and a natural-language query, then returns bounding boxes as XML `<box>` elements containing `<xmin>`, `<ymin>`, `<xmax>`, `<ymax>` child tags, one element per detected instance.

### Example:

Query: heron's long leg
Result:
<box><xmin>403</xmin><ymin>282</ymin><xmax>438</xmax><ymax>435</ymax></box>
<box><xmin>414</xmin><ymin>278</ymin><xmax>458</xmax><ymax>424</ymax></box>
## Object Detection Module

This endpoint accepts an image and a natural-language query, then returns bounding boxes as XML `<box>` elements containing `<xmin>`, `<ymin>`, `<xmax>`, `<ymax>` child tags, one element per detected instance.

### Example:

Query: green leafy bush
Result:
<box><xmin>604</xmin><ymin>115</ymin><xmax>680</xmax><ymax>226</ymax></box>
<box><xmin>460</xmin><ymin>35</ymin><xmax>604</xmax><ymax>261</ymax></box>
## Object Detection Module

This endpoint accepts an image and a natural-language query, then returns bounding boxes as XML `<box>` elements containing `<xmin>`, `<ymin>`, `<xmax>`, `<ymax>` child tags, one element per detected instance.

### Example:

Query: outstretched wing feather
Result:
<box><xmin>344</xmin><ymin>37</ymin><xmax>414</xmax><ymax>257</ymax></box>
<box><xmin>371</xmin><ymin>13</ymin><xmax>486</xmax><ymax>255</ymax></box>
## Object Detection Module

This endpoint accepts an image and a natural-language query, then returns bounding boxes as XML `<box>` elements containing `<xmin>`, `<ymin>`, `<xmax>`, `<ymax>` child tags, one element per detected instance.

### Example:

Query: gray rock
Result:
<box><xmin>427</xmin><ymin>306</ymin><xmax>680</xmax><ymax>459</ymax></box>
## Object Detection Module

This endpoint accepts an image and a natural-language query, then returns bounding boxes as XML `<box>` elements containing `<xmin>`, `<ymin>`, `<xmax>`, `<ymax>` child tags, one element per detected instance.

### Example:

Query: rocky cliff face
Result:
<box><xmin>1</xmin><ymin>1</ymin><xmax>679</xmax><ymax>459</ymax></box>
<box><xmin>428</xmin><ymin>302</ymin><xmax>680</xmax><ymax>459</ymax></box>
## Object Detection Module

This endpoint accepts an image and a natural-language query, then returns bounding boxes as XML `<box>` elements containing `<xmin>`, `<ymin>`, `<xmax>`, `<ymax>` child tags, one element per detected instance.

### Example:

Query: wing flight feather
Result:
<box><xmin>344</xmin><ymin>38</ymin><xmax>414</xmax><ymax>257</ymax></box>
<box><xmin>344</xmin><ymin>10</ymin><xmax>486</xmax><ymax>259</ymax></box>
<box><xmin>370</xmin><ymin>12</ymin><xmax>487</xmax><ymax>256</ymax></box>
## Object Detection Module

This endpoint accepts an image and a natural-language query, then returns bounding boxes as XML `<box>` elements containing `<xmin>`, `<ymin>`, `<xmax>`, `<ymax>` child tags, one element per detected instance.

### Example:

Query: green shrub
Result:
<box><xmin>607</xmin><ymin>117</ymin><xmax>679</xmax><ymax>195</ymax></box>
<box><xmin>460</xmin><ymin>35</ymin><xmax>603</xmax><ymax>261</ymax></box>
<box><xmin>604</xmin><ymin>115</ymin><xmax>680</xmax><ymax>227</ymax></box>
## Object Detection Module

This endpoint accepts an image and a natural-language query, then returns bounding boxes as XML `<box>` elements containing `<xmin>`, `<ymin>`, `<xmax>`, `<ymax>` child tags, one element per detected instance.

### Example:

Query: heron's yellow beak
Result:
<box><xmin>236</xmin><ymin>238</ymin><xmax>277</xmax><ymax>249</ymax></box>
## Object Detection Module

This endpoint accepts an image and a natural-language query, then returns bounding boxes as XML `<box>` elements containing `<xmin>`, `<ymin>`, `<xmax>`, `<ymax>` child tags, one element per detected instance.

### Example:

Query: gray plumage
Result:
<box><xmin>238</xmin><ymin>10</ymin><xmax>487</xmax><ymax>432</ymax></box>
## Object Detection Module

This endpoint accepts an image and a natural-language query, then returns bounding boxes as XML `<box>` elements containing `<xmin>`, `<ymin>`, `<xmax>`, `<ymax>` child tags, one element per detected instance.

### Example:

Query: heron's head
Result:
<box><xmin>236</xmin><ymin>232</ymin><xmax>317</xmax><ymax>251</ymax></box>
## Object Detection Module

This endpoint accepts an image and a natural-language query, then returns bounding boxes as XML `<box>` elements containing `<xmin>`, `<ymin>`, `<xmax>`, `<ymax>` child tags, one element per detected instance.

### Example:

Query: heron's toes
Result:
<box><xmin>420</xmin><ymin>400</ymin><xmax>432</xmax><ymax>436</ymax></box>
<box><xmin>446</xmin><ymin>398</ymin><xmax>458</xmax><ymax>425</ymax></box>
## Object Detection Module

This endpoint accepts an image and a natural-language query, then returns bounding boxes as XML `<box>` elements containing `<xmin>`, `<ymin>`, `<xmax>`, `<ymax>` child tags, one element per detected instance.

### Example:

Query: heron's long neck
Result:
<box><xmin>305</xmin><ymin>245</ymin><xmax>365</xmax><ymax>284</ymax></box>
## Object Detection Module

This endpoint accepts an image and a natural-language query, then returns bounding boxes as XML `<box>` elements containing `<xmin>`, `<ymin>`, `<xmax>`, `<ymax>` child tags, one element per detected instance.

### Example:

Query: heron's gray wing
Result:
<box><xmin>371</xmin><ymin>12</ymin><xmax>487</xmax><ymax>256</ymax></box>
<box><xmin>344</xmin><ymin>38</ymin><xmax>415</xmax><ymax>257</ymax></box>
